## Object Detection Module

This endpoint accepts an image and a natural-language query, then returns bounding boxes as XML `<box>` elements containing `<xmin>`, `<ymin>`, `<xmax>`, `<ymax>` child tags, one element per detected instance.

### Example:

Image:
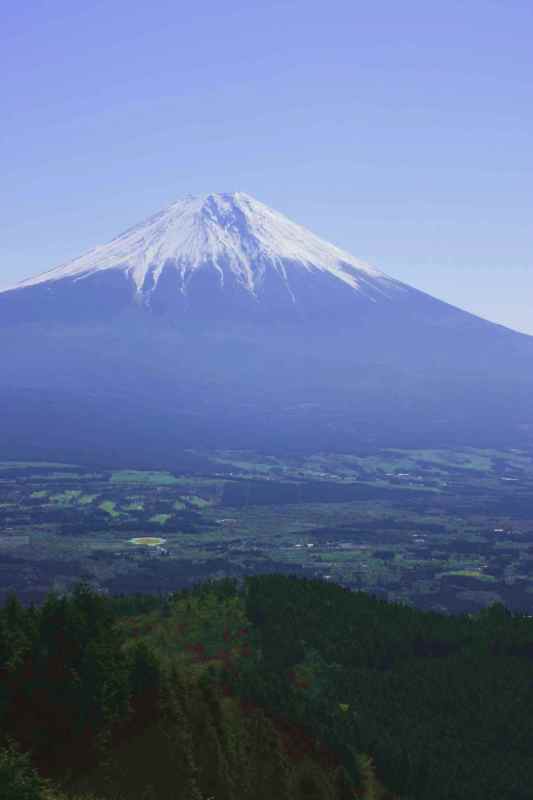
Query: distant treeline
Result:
<box><xmin>221</xmin><ymin>479</ymin><xmax>428</xmax><ymax>506</ymax></box>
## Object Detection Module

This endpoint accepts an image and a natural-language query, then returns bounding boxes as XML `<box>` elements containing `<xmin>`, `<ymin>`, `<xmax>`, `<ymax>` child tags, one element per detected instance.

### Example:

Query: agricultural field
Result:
<box><xmin>1</xmin><ymin>446</ymin><xmax>533</xmax><ymax>613</ymax></box>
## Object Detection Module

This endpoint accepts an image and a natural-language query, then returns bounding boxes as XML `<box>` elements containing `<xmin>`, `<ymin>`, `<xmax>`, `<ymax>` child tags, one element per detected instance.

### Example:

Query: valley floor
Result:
<box><xmin>1</xmin><ymin>446</ymin><xmax>533</xmax><ymax>614</ymax></box>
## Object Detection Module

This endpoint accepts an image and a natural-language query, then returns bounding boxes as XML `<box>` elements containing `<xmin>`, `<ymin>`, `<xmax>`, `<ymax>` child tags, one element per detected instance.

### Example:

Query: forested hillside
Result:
<box><xmin>1</xmin><ymin>575</ymin><xmax>532</xmax><ymax>799</ymax></box>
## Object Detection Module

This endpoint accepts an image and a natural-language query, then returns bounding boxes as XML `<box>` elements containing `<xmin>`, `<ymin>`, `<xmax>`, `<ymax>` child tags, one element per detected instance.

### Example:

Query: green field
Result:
<box><xmin>111</xmin><ymin>470</ymin><xmax>180</xmax><ymax>485</ymax></box>
<box><xmin>182</xmin><ymin>494</ymin><xmax>212</xmax><ymax>508</ymax></box>
<box><xmin>99</xmin><ymin>500</ymin><xmax>120</xmax><ymax>517</ymax></box>
<box><xmin>149</xmin><ymin>514</ymin><xmax>172</xmax><ymax>525</ymax></box>
<box><xmin>129</xmin><ymin>537</ymin><xmax>167</xmax><ymax>546</ymax></box>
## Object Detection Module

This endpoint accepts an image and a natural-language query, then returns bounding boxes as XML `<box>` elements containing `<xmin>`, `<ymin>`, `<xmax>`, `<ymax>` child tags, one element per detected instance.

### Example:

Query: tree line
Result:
<box><xmin>2</xmin><ymin>574</ymin><xmax>533</xmax><ymax>798</ymax></box>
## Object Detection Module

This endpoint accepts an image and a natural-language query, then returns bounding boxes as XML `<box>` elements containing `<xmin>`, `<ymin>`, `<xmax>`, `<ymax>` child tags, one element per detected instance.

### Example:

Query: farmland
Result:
<box><xmin>1</xmin><ymin>446</ymin><xmax>533</xmax><ymax>613</ymax></box>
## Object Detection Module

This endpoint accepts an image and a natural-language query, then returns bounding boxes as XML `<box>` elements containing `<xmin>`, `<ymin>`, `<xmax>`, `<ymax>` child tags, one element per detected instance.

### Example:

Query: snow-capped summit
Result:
<box><xmin>12</xmin><ymin>192</ymin><xmax>405</xmax><ymax>306</ymax></box>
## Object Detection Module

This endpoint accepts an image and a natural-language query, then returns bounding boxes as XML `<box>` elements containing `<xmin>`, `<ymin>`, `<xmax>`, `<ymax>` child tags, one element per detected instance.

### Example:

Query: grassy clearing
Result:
<box><xmin>41</xmin><ymin>472</ymin><xmax>96</xmax><ymax>480</ymax></box>
<box><xmin>78</xmin><ymin>494</ymin><xmax>97</xmax><ymax>505</ymax></box>
<box><xmin>124</xmin><ymin>501</ymin><xmax>144</xmax><ymax>511</ymax></box>
<box><xmin>213</xmin><ymin>455</ymin><xmax>276</xmax><ymax>473</ymax></box>
<box><xmin>128</xmin><ymin>537</ymin><xmax>166</xmax><ymax>546</ymax></box>
<box><xmin>440</xmin><ymin>570</ymin><xmax>497</xmax><ymax>582</ymax></box>
<box><xmin>311</xmin><ymin>447</ymin><xmax>530</xmax><ymax>477</ymax></box>
<box><xmin>172</xmin><ymin>476</ymin><xmax>226</xmax><ymax>486</ymax></box>
<box><xmin>210</xmin><ymin>447</ymin><xmax>522</xmax><ymax>482</ymax></box>
<box><xmin>30</xmin><ymin>490</ymin><xmax>48</xmax><ymax>498</ymax></box>
<box><xmin>149</xmin><ymin>514</ymin><xmax>172</xmax><ymax>525</ymax></box>
<box><xmin>183</xmin><ymin>494</ymin><xmax>212</xmax><ymax>509</ymax></box>
<box><xmin>99</xmin><ymin>500</ymin><xmax>120</xmax><ymax>517</ymax></box>
<box><xmin>50</xmin><ymin>490</ymin><xmax>82</xmax><ymax>505</ymax></box>
<box><xmin>316</xmin><ymin>551</ymin><xmax>369</xmax><ymax>563</ymax></box>
<box><xmin>110</xmin><ymin>470</ymin><xmax>179</xmax><ymax>486</ymax></box>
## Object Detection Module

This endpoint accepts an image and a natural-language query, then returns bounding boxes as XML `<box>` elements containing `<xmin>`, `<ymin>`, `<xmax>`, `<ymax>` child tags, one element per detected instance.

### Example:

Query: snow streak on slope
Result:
<box><xmin>13</xmin><ymin>192</ymin><xmax>404</xmax><ymax>300</ymax></box>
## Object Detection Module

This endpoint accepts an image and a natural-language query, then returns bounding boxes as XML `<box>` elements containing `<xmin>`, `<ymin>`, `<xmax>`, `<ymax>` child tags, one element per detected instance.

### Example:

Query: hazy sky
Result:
<box><xmin>2</xmin><ymin>0</ymin><xmax>532</xmax><ymax>333</ymax></box>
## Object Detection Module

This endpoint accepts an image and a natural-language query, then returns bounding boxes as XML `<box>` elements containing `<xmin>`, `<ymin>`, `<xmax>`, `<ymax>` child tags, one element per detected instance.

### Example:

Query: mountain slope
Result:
<box><xmin>0</xmin><ymin>192</ymin><xmax>532</xmax><ymax>462</ymax></box>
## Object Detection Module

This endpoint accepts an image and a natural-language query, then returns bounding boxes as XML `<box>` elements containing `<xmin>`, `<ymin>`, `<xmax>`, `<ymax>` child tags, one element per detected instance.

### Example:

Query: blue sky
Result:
<box><xmin>2</xmin><ymin>0</ymin><xmax>532</xmax><ymax>333</ymax></box>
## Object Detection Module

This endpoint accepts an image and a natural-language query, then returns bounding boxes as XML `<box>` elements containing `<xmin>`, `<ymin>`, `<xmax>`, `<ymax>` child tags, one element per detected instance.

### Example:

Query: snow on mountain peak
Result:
<box><xmin>13</xmin><ymin>192</ymin><xmax>402</xmax><ymax>300</ymax></box>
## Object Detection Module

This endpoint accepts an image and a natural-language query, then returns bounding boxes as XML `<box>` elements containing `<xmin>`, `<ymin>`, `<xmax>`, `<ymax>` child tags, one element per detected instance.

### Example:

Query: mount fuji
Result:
<box><xmin>1</xmin><ymin>192</ymin><xmax>532</xmax><ymax>465</ymax></box>
<box><xmin>2</xmin><ymin>191</ymin><xmax>411</xmax><ymax>324</ymax></box>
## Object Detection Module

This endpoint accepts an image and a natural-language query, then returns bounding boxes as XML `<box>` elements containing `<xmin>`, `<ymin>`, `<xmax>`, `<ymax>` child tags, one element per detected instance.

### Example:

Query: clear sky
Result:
<box><xmin>2</xmin><ymin>0</ymin><xmax>532</xmax><ymax>333</ymax></box>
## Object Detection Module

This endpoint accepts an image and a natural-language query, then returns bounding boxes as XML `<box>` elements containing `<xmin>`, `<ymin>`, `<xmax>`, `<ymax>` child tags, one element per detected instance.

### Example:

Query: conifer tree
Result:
<box><xmin>126</xmin><ymin>640</ymin><xmax>162</xmax><ymax>727</ymax></box>
<box><xmin>290</xmin><ymin>757</ymin><xmax>334</xmax><ymax>800</ymax></box>
<box><xmin>0</xmin><ymin>737</ymin><xmax>55</xmax><ymax>800</ymax></box>
<box><xmin>158</xmin><ymin>667</ymin><xmax>203</xmax><ymax>800</ymax></box>
<box><xmin>2</xmin><ymin>593</ymin><xmax>25</xmax><ymax>631</ymax></box>
<box><xmin>247</xmin><ymin>709</ymin><xmax>291</xmax><ymax>800</ymax></box>
<box><xmin>218</xmin><ymin>696</ymin><xmax>253</xmax><ymax>799</ymax></box>
<box><xmin>333</xmin><ymin>764</ymin><xmax>355</xmax><ymax>800</ymax></box>
<box><xmin>197</xmin><ymin>715</ymin><xmax>235</xmax><ymax>800</ymax></box>
<box><xmin>356</xmin><ymin>753</ymin><xmax>380</xmax><ymax>800</ymax></box>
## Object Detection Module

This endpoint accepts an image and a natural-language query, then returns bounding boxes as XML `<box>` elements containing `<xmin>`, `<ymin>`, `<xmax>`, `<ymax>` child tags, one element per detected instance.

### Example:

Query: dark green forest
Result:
<box><xmin>1</xmin><ymin>575</ymin><xmax>532</xmax><ymax>800</ymax></box>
